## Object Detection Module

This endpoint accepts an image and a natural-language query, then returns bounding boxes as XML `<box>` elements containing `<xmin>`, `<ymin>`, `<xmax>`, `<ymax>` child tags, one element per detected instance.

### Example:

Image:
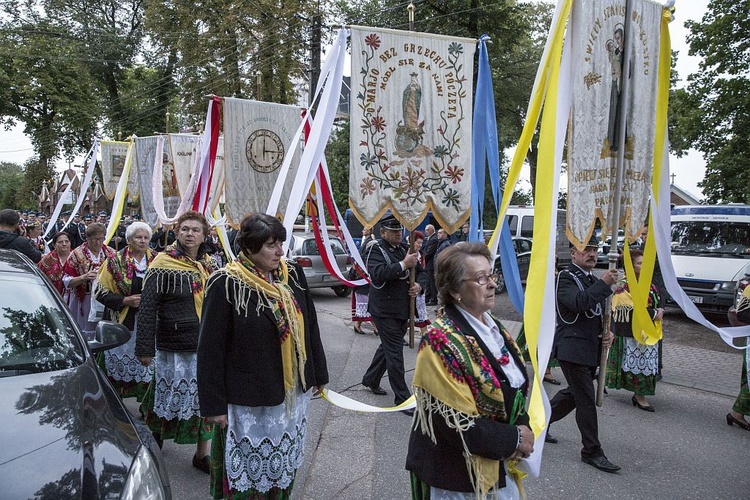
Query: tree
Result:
<box><xmin>18</xmin><ymin>157</ymin><xmax>53</xmax><ymax>209</ymax></box>
<box><xmin>671</xmin><ymin>0</ymin><xmax>750</xmax><ymax>203</ymax></box>
<box><xmin>0</xmin><ymin>162</ymin><xmax>24</xmax><ymax>209</ymax></box>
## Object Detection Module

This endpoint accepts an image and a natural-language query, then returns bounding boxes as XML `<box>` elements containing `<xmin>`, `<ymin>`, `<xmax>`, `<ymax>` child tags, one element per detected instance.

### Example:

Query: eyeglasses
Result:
<box><xmin>463</xmin><ymin>274</ymin><xmax>497</xmax><ymax>286</ymax></box>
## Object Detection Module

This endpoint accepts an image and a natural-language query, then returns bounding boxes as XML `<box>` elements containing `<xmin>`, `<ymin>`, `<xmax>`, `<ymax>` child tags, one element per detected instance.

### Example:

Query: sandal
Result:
<box><xmin>353</xmin><ymin>326</ymin><xmax>365</xmax><ymax>335</ymax></box>
<box><xmin>543</xmin><ymin>376</ymin><xmax>561</xmax><ymax>385</ymax></box>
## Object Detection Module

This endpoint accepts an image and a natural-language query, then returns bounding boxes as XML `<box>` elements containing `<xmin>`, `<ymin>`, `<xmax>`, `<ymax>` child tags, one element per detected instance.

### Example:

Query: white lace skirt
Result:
<box><xmin>153</xmin><ymin>351</ymin><xmax>201</xmax><ymax>421</ymax></box>
<box><xmin>105</xmin><ymin>320</ymin><xmax>154</xmax><ymax>383</ymax></box>
<box><xmin>621</xmin><ymin>337</ymin><xmax>659</xmax><ymax>376</ymax></box>
<box><xmin>225</xmin><ymin>386</ymin><xmax>311</xmax><ymax>493</ymax></box>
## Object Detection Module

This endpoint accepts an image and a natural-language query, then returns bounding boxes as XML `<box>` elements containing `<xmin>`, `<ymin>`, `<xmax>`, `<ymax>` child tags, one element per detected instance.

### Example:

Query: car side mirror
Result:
<box><xmin>88</xmin><ymin>321</ymin><xmax>131</xmax><ymax>353</ymax></box>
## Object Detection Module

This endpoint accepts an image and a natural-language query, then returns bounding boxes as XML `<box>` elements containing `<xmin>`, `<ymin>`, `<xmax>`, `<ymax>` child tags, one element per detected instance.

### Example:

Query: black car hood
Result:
<box><xmin>0</xmin><ymin>360</ymin><xmax>141</xmax><ymax>499</ymax></box>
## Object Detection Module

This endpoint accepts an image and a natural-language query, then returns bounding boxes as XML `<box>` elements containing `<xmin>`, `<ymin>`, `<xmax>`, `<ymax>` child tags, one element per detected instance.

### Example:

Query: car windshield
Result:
<box><xmin>0</xmin><ymin>278</ymin><xmax>85</xmax><ymax>375</ymax></box>
<box><xmin>671</xmin><ymin>221</ymin><xmax>750</xmax><ymax>256</ymax></box>
<box><xmin>300</xmin><ymin>237</ymin><xmax>346</xmax><ymax>255</ymax></box>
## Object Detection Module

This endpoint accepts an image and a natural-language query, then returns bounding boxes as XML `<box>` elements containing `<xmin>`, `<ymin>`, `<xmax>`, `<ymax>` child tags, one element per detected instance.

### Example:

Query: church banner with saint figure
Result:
<box><xmin>100</xmin><ymin>141</ymin><xmax>130</xmax><ymax>200</ymax></box>
<box><xmin>567</xmin><ymin>0</ymin><xmax>663</xmax><ymax>247</ymax></box>
<box><xmin>349</xmin><ymin>26</ymin><xmax>475</xmax><ymax>232</ymax></box>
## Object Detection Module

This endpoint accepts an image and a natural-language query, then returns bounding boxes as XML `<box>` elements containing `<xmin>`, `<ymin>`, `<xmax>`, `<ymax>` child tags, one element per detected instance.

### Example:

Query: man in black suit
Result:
<box><xmin>361</xmin><ymin>215</ymin><xmax>427</xmax><ymax>412</ymax></box>
<box><xmin>422</xmin><ymin>224</ymin><xmax>438</xmax><ymax>305</ymax></box>
<box><xmin>548</xmin><ymin>235</ymin><xmax>620</xmax><ymax>473</ymax></box>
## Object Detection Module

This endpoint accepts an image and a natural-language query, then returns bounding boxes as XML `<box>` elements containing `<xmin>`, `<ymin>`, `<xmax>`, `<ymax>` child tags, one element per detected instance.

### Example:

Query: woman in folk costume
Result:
<box><xmin>38</xmin><ymin>231</ymin><xmax>73</xmax><ymax>301</ymax></box>
<box><xmin>197</xmin><ymin>214</ymin><xmax>328</xmax><ymax>500</ymax></box>
<box><xmin>94</xmin><ymin>221</ymin><xmax>156</xmax><ymax>401</ymax></box>
<box><xmin>352</xmin><ymin>225</ymin><xmax>377</xmax><ymax>335</ymax></box>
<box><xmin>605</xmin><ymin>249</ymin><xmax>664</xmax><ymax>411</ymax></box>
<box><xmin>136</xmin><ymin>211</ymin><xmax>219</xmax><ymax>473</ymax></box>
<box><xmin>62</xmin><ymin>222</ymin><xmax>116</xmax><ymax>340</ymax></box>
<box><xmin>727</xmin><ymin>276</ymin><xmax>750</xmax><ymax>430</ymax></box>
<box><xmin>406</xmin><ymin>243</ymin><xmax>533</xmax><ymax>500</ymax></box>
<box><xmin>411</xmin><ymin>231</ymin><xmax>431</xmax><ymax>332</ymax></box>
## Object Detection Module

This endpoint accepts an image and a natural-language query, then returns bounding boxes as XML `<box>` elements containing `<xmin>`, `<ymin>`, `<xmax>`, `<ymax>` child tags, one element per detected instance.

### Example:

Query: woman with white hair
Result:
<box><xmin>95</xmin><ymin>221</ymin><xmax>156</xmax><ymax>400</ymax></box>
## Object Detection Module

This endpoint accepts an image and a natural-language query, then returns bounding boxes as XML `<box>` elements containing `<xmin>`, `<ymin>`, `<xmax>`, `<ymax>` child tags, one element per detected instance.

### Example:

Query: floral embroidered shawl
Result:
<box><xmin>95</xmin><ymin>246</ymin><xmax>156</xmax><ymax>323</ymax></box>
<box><xmin>38</xmin><ymin>250</ymin><xmax>67</xmax><ymax>296</ymax></box>
<box><xmin>63</xmin><ymin>243</ymin><xmax>117</xmax><ymax>301</ymax></box>
<box><xmin>412</xmin><ymin>312</ymin><xmax>527</xmax><ymax>498</ymax></box>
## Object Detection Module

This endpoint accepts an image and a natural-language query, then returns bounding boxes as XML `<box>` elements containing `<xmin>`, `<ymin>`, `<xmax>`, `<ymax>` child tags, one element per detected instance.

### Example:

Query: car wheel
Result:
<box><xmin>494</xmin><ymin>273</ymin><xmax>506</xmax><ymax>294</ymax></box>
<box><xmin>333</xmin><ymin>285</ymin><xmax>351</xmax><ymax>297</ymax></box>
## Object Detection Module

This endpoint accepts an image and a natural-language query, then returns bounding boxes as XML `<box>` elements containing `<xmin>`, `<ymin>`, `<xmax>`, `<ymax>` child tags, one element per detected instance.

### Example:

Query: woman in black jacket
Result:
<box><xmin>197</xmin><ymin>213</ymin><xmax>328</xmax><ymax>500</ymax></box>
<box><xmin>406</xmin><ymin>243</ymin><xmax>533</xmax><ymax>499</ymax></box>
<box><xmin>136</xmin><ymin>211</ymin><xmax>218</xmax><ymax>473</ymax></box>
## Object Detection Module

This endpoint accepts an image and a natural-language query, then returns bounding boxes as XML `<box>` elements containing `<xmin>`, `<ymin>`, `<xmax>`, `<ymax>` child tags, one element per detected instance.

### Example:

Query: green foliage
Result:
<box><xmin>671</xmin><ymin>0</ymin><xmax>750</xmax><ymax>203</ymax></box>
<box><xmin>0</xmin><ymin>162</ymin><xmax>24</xmax><ymax>209</ymax></box>
<box><xmin>17</xmin><ymin>157</ymin><xmax>53</xmax><ymax>209</ymax></box>
<box><xmin>326</xmin><ymin>120</ymin><xmax>351</xmax><ymax>211</ymax></box>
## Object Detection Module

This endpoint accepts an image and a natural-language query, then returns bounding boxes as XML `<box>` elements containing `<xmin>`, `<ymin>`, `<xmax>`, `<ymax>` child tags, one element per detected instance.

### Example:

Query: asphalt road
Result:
<box><xmin>127</xmin><ymin>286</ymin><xmax>749</xmax><ymax>499</ymax></box>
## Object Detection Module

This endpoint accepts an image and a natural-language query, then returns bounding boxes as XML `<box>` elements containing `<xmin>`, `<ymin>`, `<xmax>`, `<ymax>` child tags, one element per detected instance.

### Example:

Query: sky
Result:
<box><xmin>0</xmin><ymin>0</ymin><xmax>710</xmax><ymax>199</ymax></box>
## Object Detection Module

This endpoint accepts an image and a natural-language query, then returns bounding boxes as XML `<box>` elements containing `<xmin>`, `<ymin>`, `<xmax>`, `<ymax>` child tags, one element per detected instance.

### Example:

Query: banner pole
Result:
<box><xmin>597</xmin><ymin>0</ymin><xmax>634</xmax><ymax>407</ymax></box>
<box><xmin>409</xmin><ymin>229</ymin><xmax>416</xmax><ymax>348</ymax></box>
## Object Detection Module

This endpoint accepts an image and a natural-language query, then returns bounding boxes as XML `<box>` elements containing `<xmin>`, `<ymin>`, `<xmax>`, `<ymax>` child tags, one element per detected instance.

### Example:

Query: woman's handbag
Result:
<box><xmin>88</xmin><ymin>279</ymin><xmax>106</xmax><ymax>323</ymax></box>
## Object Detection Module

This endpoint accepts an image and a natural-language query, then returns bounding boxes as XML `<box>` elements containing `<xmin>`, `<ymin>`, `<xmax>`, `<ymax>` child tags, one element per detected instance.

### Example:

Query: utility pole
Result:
<box><xmin>310</xmin><ymin>13</ymin><xmax>321</xmax><ymax>105</ymax></box>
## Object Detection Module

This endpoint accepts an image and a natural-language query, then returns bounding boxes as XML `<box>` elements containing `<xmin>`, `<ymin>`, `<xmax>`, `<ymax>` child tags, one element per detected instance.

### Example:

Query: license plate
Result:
<box><xmin>688</xmin><ymin>295</ymin><xmax>703</xmax><ymax>304</ymax></box>
<box><xmin>322</xmin><ymin>275</ymin><xmax>336</xmax><ymax>282</ymax></box>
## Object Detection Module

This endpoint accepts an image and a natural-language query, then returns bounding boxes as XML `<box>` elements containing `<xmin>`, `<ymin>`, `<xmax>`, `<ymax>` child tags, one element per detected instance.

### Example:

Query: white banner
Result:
<box><xmin>167</xmin><ymin>134</ymin><xmax>200</xmax><ymax>198</ymax></box>
<box><xmin>135</xmin><ymin>136</ymin><xmax>160</xmax><ymax>227</ymax></box>
<box><xmin>567</xmin><ymin>0</ymin><xmax>662</xmax><ymax>247</ymax></box>
<box><xmin>223</xmin><ymin>98</ymin><xmax>302</xmax><ymax>226</ymax></box>
<box><xmin>349</xmin><ymin>26</ymin><xmax>475</xmax><ymax>231</ymax></box>
<box><xmin>100</xmin><ymin>140</ymin><xmax>130</xmax><ymax>200</ymax></box>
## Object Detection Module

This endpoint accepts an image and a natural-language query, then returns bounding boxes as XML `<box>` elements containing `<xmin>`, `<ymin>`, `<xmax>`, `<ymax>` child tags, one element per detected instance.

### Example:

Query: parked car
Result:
<box><xmin>0</xmin><ymin>249</ymin><xmax>172</xmax><ymax>499</ymax></box>
<box><xmin>288</xmin><ymin>232</ymin><xmax>351</xmax><ymax>297</ymax></box>
<box><xmin>493</xmin><ymin>237</ymin><xmax>533</xmax><ymax>294</ymax></box>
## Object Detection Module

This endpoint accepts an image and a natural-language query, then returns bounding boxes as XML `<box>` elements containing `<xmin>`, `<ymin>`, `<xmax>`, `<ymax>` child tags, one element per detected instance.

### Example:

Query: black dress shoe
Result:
<box><xmin>363</xmin><ymin>382</ymin><xmax>387</xmax><ymax>395</ymax></box>
<box><xmin>192</xmin><ymin>454</ymin><xmax>211</xmax><ymax>474</ymax></box>
<box><xmin>581</xmin><ymin>455</ymin><xmax>621</xmax><ymax>473</ymax></box>
<box><xmin>544</xmin><ymin>431</ymin><xmax>558</xmax><ymax>444</ymax></box>
<box><xmin>632</xmin><ymin>395</ymin><xmax>655</xmax><ymax>412</ymax></box>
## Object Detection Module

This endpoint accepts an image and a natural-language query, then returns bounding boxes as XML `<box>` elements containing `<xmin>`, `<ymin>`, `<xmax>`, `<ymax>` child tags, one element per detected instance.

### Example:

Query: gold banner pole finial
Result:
<box><xmin>408</xmin><ymin>3</ymin><xmax>415</xmax><ymax>32</ymax></box>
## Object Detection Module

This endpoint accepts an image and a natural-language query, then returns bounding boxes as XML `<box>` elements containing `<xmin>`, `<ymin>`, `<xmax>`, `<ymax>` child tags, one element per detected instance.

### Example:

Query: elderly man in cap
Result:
<box><xmin>546</xmin><ymin>234</ymin><xmax>620</xmax><ymax>472</ymax></box>
<box><xmin>361</xmin><ymin>214</ymin><xmax>427</xmax><ymax>415</ymax></box>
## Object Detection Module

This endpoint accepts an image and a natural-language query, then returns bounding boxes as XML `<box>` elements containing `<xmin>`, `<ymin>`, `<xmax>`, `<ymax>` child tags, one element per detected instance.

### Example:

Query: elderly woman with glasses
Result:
<box><xmin>63</xmin><ymin>222</ymin><xmax>116</xmax><ymax>340</ymax></box>
<box><xmin>406</xmin><ymin>242</ymin><xmax>533</xmax><ymax>500</ymax></box>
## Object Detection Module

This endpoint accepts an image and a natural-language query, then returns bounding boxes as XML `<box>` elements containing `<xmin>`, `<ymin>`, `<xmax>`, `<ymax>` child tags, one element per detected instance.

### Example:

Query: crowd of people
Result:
<box><xmin>1</xmin><ymin>205</ymin><xmax>747</xmax><ymax>499</ymax></box>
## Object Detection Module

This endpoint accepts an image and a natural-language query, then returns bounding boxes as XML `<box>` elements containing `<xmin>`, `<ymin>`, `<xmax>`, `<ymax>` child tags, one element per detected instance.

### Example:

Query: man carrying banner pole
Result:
<box><xmin>596</xmin><ymin>0</ymin><xmax>636</xmax><ymax>408</ymax></box>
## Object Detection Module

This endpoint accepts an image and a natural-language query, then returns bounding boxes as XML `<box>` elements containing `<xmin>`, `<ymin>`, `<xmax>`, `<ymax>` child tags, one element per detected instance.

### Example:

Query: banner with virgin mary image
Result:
<box><xmin>100</xmin><ymin>140</ymin><xmax>130</xmax><ymax>200</ymax></box>
<box><xmin>349</xmin><ymin>26</ymin><xmax>475</xmax><ymax>232</ymax></box>
<box><xmin>567</xmin><ymin>0</ymin><xmax>663</xmax><ymax>247</ymax></box>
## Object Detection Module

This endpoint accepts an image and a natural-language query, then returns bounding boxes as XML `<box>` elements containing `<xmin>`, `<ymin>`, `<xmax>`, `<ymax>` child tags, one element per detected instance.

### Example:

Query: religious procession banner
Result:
<box><xmin>100</xmin><ymin>140</ymin><xmax>130</xmax><ymax>200</ymax></box>
<box><xmin>349</xmin><ymin>26</ymin><xmax>475</xmax><ymax>232</ymax></box>
<box><xmin>168</xmin><ymin>133</ymin><xmax>200</xmax><ymax>196</ymax></box>
<box><xmin>567</xmin><ymin>0</ymin><xmax>663</xmax><ymax>248</ymax></box>
<box><xmin>223</xmin><ymin>98</ymin><xmax>303</xmax><ymax>226</ymax></box>
<box><xmin>134</xmin><ymin>136</ymin><xmax>162</xmax><ymax>227</ymax></box>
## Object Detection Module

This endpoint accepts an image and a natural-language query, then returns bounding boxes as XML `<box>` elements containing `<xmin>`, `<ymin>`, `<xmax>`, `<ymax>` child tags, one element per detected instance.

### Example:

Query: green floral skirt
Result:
<box><xmin>139</xmin><ymin>379</ymin><xmax>212</xmax><ymax>444</ymax></box>
<box><xmin>605</xmin><ymin>336</ymin><xmax>657</xmax><ymax>396</ymax></box>
<box><xmin>732</xmin><ymin>349</ymin><xmax>750</xmax><ymax>416</ymax></box>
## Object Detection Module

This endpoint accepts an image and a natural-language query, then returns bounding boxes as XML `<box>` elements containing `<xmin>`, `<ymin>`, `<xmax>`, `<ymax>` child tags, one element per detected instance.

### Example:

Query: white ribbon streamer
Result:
<box><xmin>321</xmin><ymin>388</ymin><xmax>415</xmax><ymax>413</ymax></box>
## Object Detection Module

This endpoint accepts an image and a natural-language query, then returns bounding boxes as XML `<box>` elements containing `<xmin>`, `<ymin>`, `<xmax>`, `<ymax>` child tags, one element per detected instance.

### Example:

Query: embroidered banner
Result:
<box><xmin>100</xmin><ymin>140</ymin><xmax>130</xmax><ymax>200</ymax></box>
<box><xmin>223</xmin><ymin>98</ymin><xmax>303</xmax><ymax>226</ymax></box>
<box><xmin>349</xmin><ymin>26</ymin><xmax>475</xmax><ymax>232</ymax></box>
<box><xmin>168</xmin><ymin>134</ymin><xmax>200</xmax><ymax>197</ymax></box>
<box><xmin>135</xmin><ymin>136</ymin><xmax>163</xmax><ymax>226</ymax></box>
<box><xmin>567</xmin><ymin>0</ymin><xmax>662</xmax><ymax>247</ymax></box>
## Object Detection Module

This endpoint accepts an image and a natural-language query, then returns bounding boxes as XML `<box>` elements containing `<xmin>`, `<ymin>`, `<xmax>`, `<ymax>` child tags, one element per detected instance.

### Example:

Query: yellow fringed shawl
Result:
<box><xmin>412</xmin><ymin>314</ymin><xmax>526</xmax><ymax>499</ymax></box>
<box><xmin>213</xmin><ymin>254</ymin><xmax>307</xmax><ymax>409</ymax></box>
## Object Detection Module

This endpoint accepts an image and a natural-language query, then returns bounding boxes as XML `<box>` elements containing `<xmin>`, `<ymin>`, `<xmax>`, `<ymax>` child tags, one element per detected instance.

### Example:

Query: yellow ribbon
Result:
<box><xmin>320</xmin><ymin>388</ymin><xmax>415</xmax><ymax>412</ymax></box>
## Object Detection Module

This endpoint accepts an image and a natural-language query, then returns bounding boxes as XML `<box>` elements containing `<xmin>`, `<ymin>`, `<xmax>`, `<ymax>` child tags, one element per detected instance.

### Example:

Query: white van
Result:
<box><xmin>670</xmin><ymin>205</ymin><xmax>750</xmax><ymax>312</ymax></box>
<box><xmin>504</xmin><ymin>206</ymin><xmax>572</xmax><ymax>269</ymax></box>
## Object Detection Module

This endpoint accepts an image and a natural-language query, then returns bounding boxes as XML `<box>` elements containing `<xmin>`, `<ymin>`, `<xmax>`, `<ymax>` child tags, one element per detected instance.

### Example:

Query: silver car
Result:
<box><xmin>288</xmin><ymin>232</ymin><xmax>351</xmax><ymax>296</ymax></box>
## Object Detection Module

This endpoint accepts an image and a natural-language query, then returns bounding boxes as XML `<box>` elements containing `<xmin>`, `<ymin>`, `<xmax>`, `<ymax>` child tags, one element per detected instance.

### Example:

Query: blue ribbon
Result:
<box><xmin>471</xmin><ymin>35</ymin><xmax>524</xmax><ymax>314</ymax></box>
